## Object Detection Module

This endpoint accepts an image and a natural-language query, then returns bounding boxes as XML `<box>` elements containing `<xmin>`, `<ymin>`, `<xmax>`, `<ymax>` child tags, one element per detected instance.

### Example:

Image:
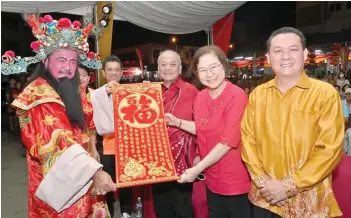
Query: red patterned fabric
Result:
<box><xmin>113</xmin><ymin>82</ymin><xmax>179</xmax><ymax>188</ymax></box>
<box><xmin>81</xmin><ymin>88</ymin><xmax>96</xmax><ymax>146</ymax></box>
<box><xmin>137</xmin><ymin>79</ymin><xmax>207</xmax><ymax>218</ymax></box>
<box><xmin>162</xmin><ymin>78</ymin><xmax>199</xmax><ymax>175</ymax></box>
<box><xmin>12</xmin><ymin>78</ymin><xmax>110</xmax><ymax>218</ymax></box>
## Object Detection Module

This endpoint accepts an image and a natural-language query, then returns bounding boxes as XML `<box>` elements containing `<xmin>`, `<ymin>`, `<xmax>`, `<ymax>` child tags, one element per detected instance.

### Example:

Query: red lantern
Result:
<box><xmin>330</xmin><ymin>43</ymin><xmax>341</xmax><ymax>51</ymax></box>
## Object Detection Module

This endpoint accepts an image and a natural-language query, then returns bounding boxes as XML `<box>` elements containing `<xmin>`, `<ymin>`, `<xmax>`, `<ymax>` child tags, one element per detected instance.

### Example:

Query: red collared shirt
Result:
<box><xmin>163</xmin><ymin>78</ymin><xmax>199</xmax><ymax>175</ymax></box>
<box><xmin>194</xmin><ymin>81</ymin><xmax>251</xmax><ymax>195</ymax></box>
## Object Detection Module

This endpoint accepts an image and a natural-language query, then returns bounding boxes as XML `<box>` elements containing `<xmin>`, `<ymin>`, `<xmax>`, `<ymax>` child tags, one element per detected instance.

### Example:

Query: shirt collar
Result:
<box><xmin>162</xmin><ymin>78</ymin><xmax>183</xmax><ymax>90</ymax></box>
<box><xmin>264</xmin><ymin>72</ymin><xmax>311</xmax><ymax>89</ymax></box>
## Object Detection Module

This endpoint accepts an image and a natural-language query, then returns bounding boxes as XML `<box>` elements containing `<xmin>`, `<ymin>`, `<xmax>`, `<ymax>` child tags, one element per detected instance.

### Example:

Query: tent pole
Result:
<box><xmin>211</xmin><ymin>26</ymin><xmax>213</xmax><ymax>45</ymax></box>
<box><xmin>94</xmin><ymin>3</ymin><xmax>100</xmax><ymax>87</ymax></box>
<box><xmin>206</xmin><ymin>26</ymin><xmax>213</xmax><ymax>46</ymax></box>
<box><xmin>96</xmin><ymin>1</ymin><xmax>115</xmax><ymax>87</ymax></box>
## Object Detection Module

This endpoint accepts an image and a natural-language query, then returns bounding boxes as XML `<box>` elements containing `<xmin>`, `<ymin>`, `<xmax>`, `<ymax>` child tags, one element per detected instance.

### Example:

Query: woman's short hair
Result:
<box><xmin>191</xmin><ymin>45</ymin><xmax>229</xmax><ymax>76</ymax></box>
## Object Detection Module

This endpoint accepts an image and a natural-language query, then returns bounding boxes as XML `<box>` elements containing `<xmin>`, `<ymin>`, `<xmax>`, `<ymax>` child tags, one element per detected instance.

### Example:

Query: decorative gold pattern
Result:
<box><xmin>17</xmin><ymin>109</ymin><xmax>32</xmax><ymax>129</ymax></box>
<box><xmin>14</xmin><ymin>77</ymin><xmax>109</xmax><ymax>217</ymax></box>
<box><xmin>43</xmin><ymin>115</ymin><xmax>58</xmax><ymax>126</ymax></box>
<box><xmin>242</xmin><ymin>73</ymin><xmax>344</xmax><ymax>217</ymax></box>
<box><xmin>12</xmin><ymin>77</ymin><xmax>64</xmax><ymax>111</ymax></box>
<box><xmin>113</xmin><ymin>83</ymin><xmax>178</xmax><ymax>188</ymax></box>
<box><xmin>282</xmin><ymin>175</ymin><xmax>298</xmax><ymax>197</ymax></box>
<box><xmin>253</xmin><ymin>173</ymin><xmax>271</xmax><ymax>188</ymax></box>
<box><xmin>113</xmin><ymin>82</ymin><xmax>163</xmax><ymax>94</ymax></box>
<box><xmin>123</xmin><ymin>158</ymin><xmax>146</xmax><ymax>179</ymax></box>
<box><xmin>148</xmin><ymin>166</ymin><xmax>172</xmax><ymax>177</ymax></box>
<box><xmin>117</xmin><ymin>176</ymin><xmax>180</xmax><ymax>188</ymax></box>
<box><xmin>39</xmin><ymin>129</ymin><xmax>76</xmax><ymax>175</ymax></box>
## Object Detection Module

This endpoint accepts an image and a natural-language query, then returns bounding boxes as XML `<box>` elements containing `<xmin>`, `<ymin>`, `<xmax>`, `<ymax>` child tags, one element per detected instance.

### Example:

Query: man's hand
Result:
<box><xmin>276</xmin><ymin>199</ymin><xmax>288</xmax><ymax>207</ymax></box>
<box><xmin>105</xmin><ymin>81</ymin><xmax>118</xmax><ymax>94</ymax></box>
<box><xmin>93</xmin><ymin>170</ymin><xmax>116</xmax><ymax>195</ymax></box>
<box><xmin>178</xmin><ymin>166</ymin><xmax>201</xmax><ymax>183</ymax></box>
<box><xmin>91</xmin><ymin>149</ymin><xmax>100</xmax><ymax>163</ymax></box>
<box><xmin>260</xmin><ymin>180</ymin><xmax>288</xmax><ymax>205</ymax></box>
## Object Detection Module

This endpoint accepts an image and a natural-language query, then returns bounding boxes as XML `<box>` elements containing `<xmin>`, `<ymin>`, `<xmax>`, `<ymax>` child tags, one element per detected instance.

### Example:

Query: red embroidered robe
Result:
<box><xmin>12</xmin><ymin>78</ymin><xmax>110</xmax><ymax>218</ymax></box>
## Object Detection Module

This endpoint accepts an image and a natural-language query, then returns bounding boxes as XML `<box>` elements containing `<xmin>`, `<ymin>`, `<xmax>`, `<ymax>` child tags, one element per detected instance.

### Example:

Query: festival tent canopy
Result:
<box><xmin>1</xmin><ymin>1</ymin><xmax>245</xmax><ymax>34</ymax></box>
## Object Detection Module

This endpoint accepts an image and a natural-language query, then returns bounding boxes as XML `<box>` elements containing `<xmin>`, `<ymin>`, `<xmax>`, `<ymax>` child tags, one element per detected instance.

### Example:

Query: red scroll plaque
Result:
<box><xmin>112</xmin><ymin>83</ymin><xmax>179</xmax><ymax>188</ymax></box>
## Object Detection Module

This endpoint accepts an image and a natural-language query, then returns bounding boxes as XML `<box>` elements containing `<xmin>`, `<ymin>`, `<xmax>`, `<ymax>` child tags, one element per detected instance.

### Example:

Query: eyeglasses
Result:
<box><xmin>197</xmin><ymin>63</ymin><xmax>222</xmax><ymax>75</ymax></box>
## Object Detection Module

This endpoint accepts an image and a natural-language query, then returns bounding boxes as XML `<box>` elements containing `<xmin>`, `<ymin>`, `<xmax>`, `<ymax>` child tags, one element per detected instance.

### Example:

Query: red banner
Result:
<box><xmin>135</xmin><ymin>48</ymin><xmax>144</xmax><ymax>79</ymax></box>
<box><xmin>340</xmin><ymin>46</ymin><xmax>350</xmax><ymax>72</ymax></box>
<box><xmin>213</xmin><ymin>12</ymin><xmax>234</xmax><ymax>55</ymax></box>
<box><xmin>112</xmin><ymin>83</ymin><xmax>178</xmax><ymax>188</ymax></box>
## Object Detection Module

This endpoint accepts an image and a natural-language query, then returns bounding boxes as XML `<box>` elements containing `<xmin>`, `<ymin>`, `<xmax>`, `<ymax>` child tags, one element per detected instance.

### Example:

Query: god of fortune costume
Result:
<box><xmin>1</xmin><ymin>13</ymin><xmax>110</xmax><ymax>217</ymax></box>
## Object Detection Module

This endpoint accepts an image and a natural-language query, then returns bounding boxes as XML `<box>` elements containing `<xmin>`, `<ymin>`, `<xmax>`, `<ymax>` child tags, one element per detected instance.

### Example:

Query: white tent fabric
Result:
<box><xmin>1</xmin><ymin>1</ymin><xmax>245</xmax><ymax>34</ymax></box>
<box><xmin>63</xmin><ymin>6</ymin><xmax>125</xmax><ymax>21</ymax></box>
<box><xmin>1</xmin><ymin>1</ymin><xmax>97</xmax><ymax>14</ymax></box>
<box><xmin>114</xmin><ymin>2</ymin><xmax>245</xmax><ymax>34</ymax></box>
<box><xmin>1</xmin><ymin>1</ymin><xmax>124</xmax><ymax>21</ymax></box>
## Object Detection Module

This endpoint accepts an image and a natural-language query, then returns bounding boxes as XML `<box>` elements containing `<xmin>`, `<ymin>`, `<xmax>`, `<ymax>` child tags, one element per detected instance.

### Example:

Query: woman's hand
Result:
<box><xmin>177</xmin><ymin>166</ymin><xmax>201</xmax><ymax>183</ymax></box>
<box><xmin>165</xmin><ymin>113</ymin><xmax>181</xmax><ymax>127</ymax></box>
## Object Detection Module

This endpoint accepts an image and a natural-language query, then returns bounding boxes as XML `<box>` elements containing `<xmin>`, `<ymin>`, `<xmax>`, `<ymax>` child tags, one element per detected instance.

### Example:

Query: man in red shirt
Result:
<box><xmin>152</xmin><ymin>50</ymin><xmax>199</xmax><ymax>218</ymax></box>
<box><xmin>91</xmin><ymin>50</ymin><xmax>203</xmax><ymax>218</ymax></box>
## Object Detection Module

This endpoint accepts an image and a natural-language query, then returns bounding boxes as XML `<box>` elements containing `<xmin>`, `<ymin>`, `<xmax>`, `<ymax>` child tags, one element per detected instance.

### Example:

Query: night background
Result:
<box><xmin>2</xmin><ymin>2</ymin><xmax>297</xmax><ymax>57</ymax></box>
<box><xmin>2</xmin><ymin>2</ymin><xmax>350</xmax><ymax>60</ymax></box>
<box><xmin>111</xmin><ymin>1</ymin><xmax>297</xmax><ymax>53</ymax></box>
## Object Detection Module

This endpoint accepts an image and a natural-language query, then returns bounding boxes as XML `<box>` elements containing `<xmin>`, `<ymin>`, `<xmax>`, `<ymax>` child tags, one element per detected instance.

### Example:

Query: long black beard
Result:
<box><xmin>44</xmin><ymin>70</ymin><xmax>85</xmax><ymax>130</ymax></box>
<box><xmin>27</xmin><ymin>64</ymin><xmax>85</xmax><ymax>130</ymax></box>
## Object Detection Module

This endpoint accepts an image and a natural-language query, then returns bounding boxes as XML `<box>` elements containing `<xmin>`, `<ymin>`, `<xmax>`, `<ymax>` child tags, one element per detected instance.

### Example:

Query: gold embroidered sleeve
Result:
<box><xmin>281</xmin><ymin>175</ymin><xmax>298</xmax><ymax>197</ymax></box>
<box><xmin>17</xmin><ymin>103</ymin><xmax>78</xmax><ymax>175</ymax></box>
<box><xmin>291</xmin><ymin>93</ymin><xmax>344</xmax><ymax>191</ymax></box>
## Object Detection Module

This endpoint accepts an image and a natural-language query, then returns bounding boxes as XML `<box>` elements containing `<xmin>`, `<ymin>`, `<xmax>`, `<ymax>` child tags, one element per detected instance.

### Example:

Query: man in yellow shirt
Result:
<box><xmin>241</xmin><ymin>27</ymin><xmax>344</xmax><ymax>218</ymax></box>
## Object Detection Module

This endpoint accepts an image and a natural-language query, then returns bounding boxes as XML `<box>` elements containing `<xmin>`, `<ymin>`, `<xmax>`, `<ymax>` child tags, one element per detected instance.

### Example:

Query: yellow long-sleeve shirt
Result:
<box><xmin>241</xmin><ymin>73</ymin><xmax>344</xmax><ymax>218</ymax></box>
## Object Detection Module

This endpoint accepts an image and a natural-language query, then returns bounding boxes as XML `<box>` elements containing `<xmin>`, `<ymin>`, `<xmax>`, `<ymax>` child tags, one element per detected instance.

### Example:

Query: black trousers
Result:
<box><xmin>206</xmin><ymin>187</ymin><xmax>251</xmax><ymax>218</ymax></box>
<box><xmin>252</xmin><ymin>205</ymin><xmax>282</xmax><ymax>218</ymax></box>
<box><xmin>152</xmin><ymin>181</ymin><xmax>193</xmax><ymax>218</ymax></box>
<box><xmin>99</xmin><ymin>153</ymin><xmax>133</xmax><ymax>217</ymax></box>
